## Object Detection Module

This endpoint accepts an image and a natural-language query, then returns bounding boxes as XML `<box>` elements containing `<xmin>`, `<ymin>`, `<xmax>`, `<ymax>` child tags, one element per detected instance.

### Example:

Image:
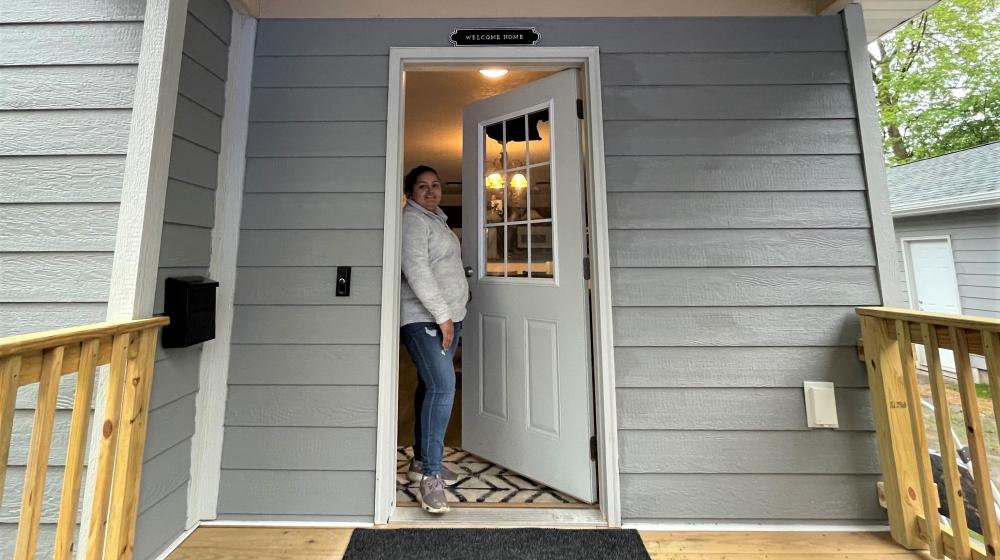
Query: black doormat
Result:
<box><xmin>342</xmin><ymin>528</ymin><xmax>652</xmax><ymax>560</ymax></box>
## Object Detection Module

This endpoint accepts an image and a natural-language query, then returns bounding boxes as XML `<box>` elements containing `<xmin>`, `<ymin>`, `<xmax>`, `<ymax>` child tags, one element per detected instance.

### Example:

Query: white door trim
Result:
<box><xmin>375</xmin><ymin>46</ymin><xmax>621</xmax><ymax>527</ymax></box>
<box><xmin>900</xmin><ymin>235</ymin><xmax>964</xmax><ymax>315</ymax></box>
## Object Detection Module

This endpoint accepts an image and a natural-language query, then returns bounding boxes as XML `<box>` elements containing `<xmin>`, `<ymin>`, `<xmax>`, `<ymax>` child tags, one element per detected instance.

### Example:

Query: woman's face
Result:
<box><xmin>411</xmin><ymin>171</ymin><xmax>443</xmax><ymax>213</ymax></box>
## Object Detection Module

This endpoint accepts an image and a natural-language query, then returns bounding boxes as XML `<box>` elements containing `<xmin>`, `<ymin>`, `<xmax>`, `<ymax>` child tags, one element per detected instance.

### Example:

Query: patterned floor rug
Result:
<box><xmin>396</xmin><ymin>447</ymin><xmax>582</xmax><ymax>505</ymax></box>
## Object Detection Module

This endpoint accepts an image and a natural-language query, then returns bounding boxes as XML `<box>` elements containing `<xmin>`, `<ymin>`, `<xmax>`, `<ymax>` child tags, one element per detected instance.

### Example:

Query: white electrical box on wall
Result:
<box><xmin>804</xmin><ymin>381</ymin><xmax>839</xmax><ymax>429</ymax></box>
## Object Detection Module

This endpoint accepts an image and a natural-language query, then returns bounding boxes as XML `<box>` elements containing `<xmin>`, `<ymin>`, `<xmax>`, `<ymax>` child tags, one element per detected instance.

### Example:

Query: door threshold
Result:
<box><xmin>388</xmin><ymin>506</ymin><xmax>606</xmax><ymax>527</ymax></box>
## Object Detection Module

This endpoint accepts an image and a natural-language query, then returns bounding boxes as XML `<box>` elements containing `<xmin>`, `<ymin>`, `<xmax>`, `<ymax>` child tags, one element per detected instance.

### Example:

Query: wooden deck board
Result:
<box><xmin>167</xmin><ymin>527</ymin><xmax>931</xmax><ymax>559</ymax></box>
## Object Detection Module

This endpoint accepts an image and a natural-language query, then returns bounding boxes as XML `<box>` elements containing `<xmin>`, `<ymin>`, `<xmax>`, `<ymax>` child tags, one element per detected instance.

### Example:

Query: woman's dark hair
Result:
<box><xmin>404</xmin><ymin>165</ymin><xmax>439</xmax><ymax>197</ymax></box>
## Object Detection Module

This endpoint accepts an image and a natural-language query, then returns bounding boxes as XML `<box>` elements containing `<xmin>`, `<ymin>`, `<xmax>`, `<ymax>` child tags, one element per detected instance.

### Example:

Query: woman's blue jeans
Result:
<box><xmin>401</xmin><ymin>321</ymin><xmax>462</xmax><ymax>476</ymax></box>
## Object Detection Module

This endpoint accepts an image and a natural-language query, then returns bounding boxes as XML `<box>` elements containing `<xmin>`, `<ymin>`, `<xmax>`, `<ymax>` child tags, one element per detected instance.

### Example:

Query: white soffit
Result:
<box><xmin>232</xmin><ymin>0</ymin><xmax>938</xmax><ymax>42</ymax></box>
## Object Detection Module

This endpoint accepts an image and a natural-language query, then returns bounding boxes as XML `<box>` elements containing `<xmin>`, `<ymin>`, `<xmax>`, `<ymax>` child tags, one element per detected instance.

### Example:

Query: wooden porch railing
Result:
<box><xmin>858</xmin><ymin>306</ymin><xmax>1000</xmax><ymax>560</ymax></box>
<box><xmin>0</xmin><ymin>317</ymin><xmax>169</xmax><ymax>560</ymax></box>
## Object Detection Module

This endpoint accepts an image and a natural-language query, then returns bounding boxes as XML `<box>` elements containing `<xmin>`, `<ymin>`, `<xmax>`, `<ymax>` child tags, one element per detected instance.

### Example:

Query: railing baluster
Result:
<box><xmin>984</xmin><ymin>330</ymin><xmax>1000</xmax><ymax>440</ymax></box>
<box><xmin>54</xmin><ymin>338</ymin><xmax>101</xmax><ymax>560</ymax></box>
<box><xmin>952</xmin><ymin>326</ymin><xmax>1000</xmax><ymax>559</ymax></box>
<box><xmin>924</xmin><ymin>323</ymin><xmax>973</xmax><ymax>560</ymax></box>
<box><xmin>87</xmin><ymin>332</ymin><xmax>132</xmax><ymax>559</ymax></box>
<box><xmin>897</xmin><ymin>320</ymin><xmax>944</xmax><ymax>558</ymax></box>
<box><xmin>105</xmin><ymin>327</ymin><xmax>159</xmax><ymax>560</ymax></box>
<box><xmin>0</xmin><ymin>355</ymin><xmax>23</xmax><ymax>505</ymax></box>
<box><xmin>14</xmin><ymin>345</ymin><xmax>66</xmax><ymax>560</ymax></box>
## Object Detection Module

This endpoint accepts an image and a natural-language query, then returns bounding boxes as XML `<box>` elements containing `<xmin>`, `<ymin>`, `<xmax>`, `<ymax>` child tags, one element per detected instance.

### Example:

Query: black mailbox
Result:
<box><xmin>161</xmin><ymin>276</ymin><xmax>219</xmax><ymax>348</ymax></box>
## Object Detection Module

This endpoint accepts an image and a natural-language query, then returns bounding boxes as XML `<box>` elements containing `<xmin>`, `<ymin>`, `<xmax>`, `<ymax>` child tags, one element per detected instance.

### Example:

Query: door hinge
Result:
<box><xmin>583</xmin><ymin>256</ymin><xmax>591</xmax><ymax>280</ymax></box>
<box><xmin>576</xmin><ymin>98</ymin><xmax>585</xmax><ymax>120</ymax></box>
<box><xmin>590</xmin><ymin>435</ymin><xmax>598</xmax><ymax>461</ymax></box>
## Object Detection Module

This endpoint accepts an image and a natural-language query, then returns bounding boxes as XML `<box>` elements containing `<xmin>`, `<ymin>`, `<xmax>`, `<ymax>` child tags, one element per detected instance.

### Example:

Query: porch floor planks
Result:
<box><xmin>166</xmin><ymin>527</ymin><xmax>931</xmax><ymax>559</ymax></box>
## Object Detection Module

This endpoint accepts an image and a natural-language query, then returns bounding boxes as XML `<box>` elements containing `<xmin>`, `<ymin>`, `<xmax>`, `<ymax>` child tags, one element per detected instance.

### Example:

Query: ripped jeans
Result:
<box><xmin>400</xmin><ymin>321</ymin><xmax>462</xmax><ymax>477</ymax></box>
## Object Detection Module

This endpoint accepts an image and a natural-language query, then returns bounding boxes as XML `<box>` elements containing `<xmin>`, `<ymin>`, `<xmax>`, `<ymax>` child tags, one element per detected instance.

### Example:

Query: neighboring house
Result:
<box><xmin>888</xmin><ymin>142</ymin><xmax>1000</xmax><ymax>374</ymax></box>
<box><xmin>0</xmin><ymin>0</ymin><xmax>941</xmax><ymax>558</ymax></box>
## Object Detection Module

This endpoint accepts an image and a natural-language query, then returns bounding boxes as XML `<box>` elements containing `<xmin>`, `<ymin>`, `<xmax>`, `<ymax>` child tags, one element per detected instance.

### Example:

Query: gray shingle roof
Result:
<box><xmin>886</xmin><ymin>141</ymin><xmax>1000</xmax><ymax>210</ymax></box>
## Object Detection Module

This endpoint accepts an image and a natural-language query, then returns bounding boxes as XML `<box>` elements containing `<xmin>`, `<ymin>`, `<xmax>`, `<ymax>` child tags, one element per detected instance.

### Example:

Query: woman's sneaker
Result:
<box><xmin>408</xmin><ymin>459</ymin><xmax>459</xmax><ymax>485</ymax></box>
<box><xmin>419</xmin><ymin>474</ymin><xmax>450</xmax><ymax>514</ymax></box>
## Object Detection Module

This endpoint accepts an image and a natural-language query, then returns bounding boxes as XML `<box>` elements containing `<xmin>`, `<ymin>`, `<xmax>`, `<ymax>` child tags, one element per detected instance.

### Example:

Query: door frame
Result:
<box><xmin>900</xmin><ymin>235</ymin><xmax>964</xmax><ymax>315</ymax></box>
<box><xmin>374</xmin><ymin>46</ymin><xmax>621</xmax><ymax>526</ymax></box>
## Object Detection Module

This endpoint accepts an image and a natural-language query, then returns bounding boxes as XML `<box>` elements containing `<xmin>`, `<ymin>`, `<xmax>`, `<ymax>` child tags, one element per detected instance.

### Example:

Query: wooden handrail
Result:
<box><xmin>858</xmin><ymin>306</ymin><xmax>1000</xmax><ymax>560</ymax></box>
<box><xmin>0</xmin><ymin>317</ymin><xmax>169</xmax><ymax>560</ymax></box>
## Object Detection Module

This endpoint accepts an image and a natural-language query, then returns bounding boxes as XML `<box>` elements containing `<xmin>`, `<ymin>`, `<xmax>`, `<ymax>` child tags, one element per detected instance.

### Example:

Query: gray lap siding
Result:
<box><xmin>220</xmin><ymin>15</ymin><xmax>883</xmax><ymax>524</ymax></box>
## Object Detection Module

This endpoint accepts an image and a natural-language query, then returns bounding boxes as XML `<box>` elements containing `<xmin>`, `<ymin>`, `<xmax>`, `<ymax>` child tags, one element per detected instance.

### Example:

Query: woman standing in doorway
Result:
<box><xmin>400</xmin><ymin>165</ymin><xmax>468</xmax><ymax>514</ymax></box>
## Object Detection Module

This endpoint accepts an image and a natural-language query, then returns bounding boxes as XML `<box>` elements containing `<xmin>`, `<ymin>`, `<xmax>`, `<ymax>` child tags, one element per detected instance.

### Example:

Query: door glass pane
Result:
<box><xmin>529</xmin><ymin>165</ymin><xmax>551</xmax><ymax>220</ymax></box>
<box><xmin>485</xmin><ymin>226</ymin><xmax>505</xmax><ymax>277</ymax></box>
<box><xmin>485</xmin><ymin>173</ymin><xmax>505</xmax><ymax>224</ymax></box>
<box><xmin>504</xmin><ymin>116</ymin><xmax>527</xmax><ymax>169</ymax></box>
<box><xmin>526</xmin><ymin>109</ymin><xmax>550</xmax><ymax>165</ymax></box>
<box><xmin>529</xmin><ymin>223</ymin><xmax>554</xmax><ymax>279</ymax></box>
<box><xmin>484</xmin><ymin>123</ymin><xmax>504</xmax><ymax>175</ymax></box>
<box><xmin>507</xmin><ymin>224</ymin><xmax>529</xmax><ymax>278</ymax></box>
<box><xmin>507</xmin><ymin>172</ymin><xmax>528</xmax><ymax>222</ymax></box>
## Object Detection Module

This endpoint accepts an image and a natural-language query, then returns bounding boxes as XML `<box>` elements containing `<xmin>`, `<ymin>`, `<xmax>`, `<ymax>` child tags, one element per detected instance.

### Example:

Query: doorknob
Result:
<box><xmin>464</xmin><ymin>266</ymin><xmax>473</xmax><ymax>278</ymax></box>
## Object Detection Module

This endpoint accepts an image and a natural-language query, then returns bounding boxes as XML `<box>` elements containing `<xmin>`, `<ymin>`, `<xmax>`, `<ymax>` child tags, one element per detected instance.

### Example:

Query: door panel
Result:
<box><xmin>907</xmin><ymin>238</ymin><xmax>962</xmax><ymax>370</ymax></box>
<box><xmin>461</xmin><ymin>69</ymin><xmax>596</xmax><ymax>503</ymax></box>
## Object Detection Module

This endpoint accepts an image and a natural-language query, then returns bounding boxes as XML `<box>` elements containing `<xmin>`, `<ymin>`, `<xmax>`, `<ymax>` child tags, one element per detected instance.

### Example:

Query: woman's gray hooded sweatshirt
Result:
<box><xmin>400</xmin><ymin>199</ymin><xmax>469</xmax><ymax>326</ymax></box>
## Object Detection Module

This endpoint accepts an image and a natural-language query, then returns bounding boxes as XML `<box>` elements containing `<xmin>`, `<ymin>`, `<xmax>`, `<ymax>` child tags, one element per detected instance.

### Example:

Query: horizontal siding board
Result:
<box><xmin>1</xmin><ymin>0</ymin><xmax>145</xmax><ymax>22</ymax></box>
<box><xmin>0</xmin><ymin>110</ymin><xmax>132</xmax><ymax>155</ymax></box>
<box><xmin>237</xmin><ymin>230</ymin><xmax>383</xmax><ymax>266</ymax></box>
<box><xmin>611</xmin><ymin>267</ymin><xmax>880</xmax><ymax>307</ymax></box>
<box><xmin>0</xmin><ymin>253</ymin><xmax>112</xmax><ymax>302</ymax></box>
<box><xmin>608</xmin><ymin>192</ymin><xmax>871</xmax><ymax>229</ymax></box>
<box><xmin>0</xmin><ymin>303</ymin><xmax>106</xmax><ymax>337</ymax></box>
<box><xmin>0</xmin><ymin>66</ymin><xmax>136</xmax><ymax>110</ymax></box>
<box><xmin>952</xmin><ymin>238</ymin><xmax>999</xmax><ymax>251</ymax></box>
<box><xmin>0</xmin><ymin>203</ymin><xmax>118</xmax><ymax>251</ymax></box>
<box><xmin>231</xmin><ymin>305</ymin><xmax>381</xmax><ymax>344</ymax></box>
<box><xmin>1</xmin><ymin>467</ymin><xmax>68</xmax><ymax>522</ymax></box>
<box><xmin>954</xmin><ymin>250</ymin><xmax>1000</xmax><ymax>263</ymax></box>
<box><xmin>605</xmin><ymin>155</ymin><xmax>865</xmax><ymax>192</ymax></box>
<box><xmin>235</xmin><ymin>266</ymin><xmax>382</xmax><ymax>305</ymax></box>
<box><xmin>164</xmin><ymin>180</ymin><xmax>216</xmax><ymax>228</ymax></box>
<box><xmin>133</xmin><ymin>484</ymin><xmax>187</xmax><ymax>560</ymax></box>
<box><xmin>183</xmin><ymin>14</ymin><xmax>229</xmax><ymax>79</ymax></box>
<box><xmin>614</xmin><ymin>346</ymin><xmax>868</xmax><ymax>388</ymax></box>
<box><xmin>179</xmin><ymin>55</ymin><xmax>226</xmax><ymax>116</ymax></box>
<box><xmin>599</xmin><ymin>52</ymin><xmax>851</xmax><ymax>86</ymax></box>
<box><xmin>0</xmin><ymin>526</ymin><xmax>55</xmax><ymax>557</ymax></box>
<box><xmin>619</xmin><ymin>431</ymin><xmax>880</xmax><ymax>474</ymax></box>
<box><xmin>188</xmin><ymin>0</ymin><xmax>232</xmax><ymax>45</ymax></box>
<box><xmin>604</xmin><ymin>119</ymin><xmax>860</xmax><ymax>156</ymax></box>
<box><xmin>961</xmin><ymin>274</ymin><xmax>1000</xmax><ymax>288</ymax></box>
<box><xmin>218</xmin><ymin>470</ymin><xmax>374</xmax><ymax>516</ymax></box>
<box><xmin>174</xmin><ymin>95</ymin><xmax>223</xmax><ymax>151</ymax></box>
<box><xmin>139</xmin><ymin>439</ymin><xmax>192</xmax><ymax>515</ymax></box>
<box><xmin>612</xmin><ymin>306</ymin><xmax>862</xmax><ymax>346</ymax></box>
<box><xmin>616</xmin><ymin>387</ymin><xmax>873</xmax><ymax>431</ymax></box>
<box><xmin>0</xmin><ymin>155</ymin><xmax>125</xmax><ymax>202</ymax></box>
<box><xmin>240</xmin><ymin>193</ymin><xmax>384</xmax><ymax>229</ymax></box>
<box><xmin>8</xmin><ymin>410</ymin><xmax>75</xmax><ymax>465</ymax></box>
<box><xmin>224</xmin><ymin>386</ymin><xmax>378</xmax><ymax>427</ymax></box>
<box><xmin>608</xmin><ymin>229</ymin><xmax>876</xmax><ymax>267</ymax></box>
<box><xmin>255</xmin><ymin>18</ymin><xmax>845</xmax><ymax>56</ymax></box>
<box><xmin>228</xmin><ymin>344</ymin><xmax>379</xmax><ymax>385</ymax></box>
<box><xmin>169</xmin><ymin>137</ymin><xmax>219</xmax><ymax>189</ymax></box>
<box><xmin>252</xmin><ymin>56</ymin><xmax>389</xmax><ymax>87</ymax></box>
<box><xmin>250</xmin><ymin>88</ymin><xmax>388</xmax><ymax>122</ymax></box>
<box><xmin>620</xmin><ymin>474</ymin><xmax>883</xmax><ymax>520</ymax></box>
<box><xmin>158</xmin><ymin>223</ymin><xmax>212</xmax><ymax>268</ymax></box>
<box><xmin>16</xmin><ymin>377</ymin><xmax>81</xmax><ymax>410</ymax></box>
<box><xmin>221</xmin><ymin>427</ymin><xmax>376</xmax><ymax>470</ymax></box>
<box><xmin>151</xmin><ymin>346</ymin><xmax>202</xmax><ymax>410</ymax></box>
<box><xmin>602</xmin><ymin>85</ymin><xmax>855</xmax><ymax>120</ymax></box>
<box><xmin>244</xmin><ymin>157</ymin><xmax>386</xmax><ymax>193</ymax></box>
<box><xmin>246</xmin><ymin>122</ymin><xmax>387</xmax><ymax>157</ymax></box>
<box><xmin>956</xmin><ymin>262</ymin><xmax>1000</xmax><ymax>275</ymax></box>
<box><xmin>146</xmin><ymin>394</ymin><xmax>197</xmax><ymax>460</ymax></box>
<box><xmin>0</xmin><ymin>22</ymin><xmax>143</xmax><ymax>65</ymax></box>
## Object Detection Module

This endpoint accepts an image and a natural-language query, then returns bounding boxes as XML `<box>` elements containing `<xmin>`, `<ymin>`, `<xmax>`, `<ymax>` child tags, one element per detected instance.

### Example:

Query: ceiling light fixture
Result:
<box><xmin>479</xmin><ymin>68</ymin><xmax>509</xmax><ymax>79</ymax></box>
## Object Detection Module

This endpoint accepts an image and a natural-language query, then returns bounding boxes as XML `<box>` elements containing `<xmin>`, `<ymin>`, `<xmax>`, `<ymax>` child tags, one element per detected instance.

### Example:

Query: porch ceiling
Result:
<box><xmin>230</xmin><ymin>0</ymin><xmax>938</xmax><ymax>41</ymax></box>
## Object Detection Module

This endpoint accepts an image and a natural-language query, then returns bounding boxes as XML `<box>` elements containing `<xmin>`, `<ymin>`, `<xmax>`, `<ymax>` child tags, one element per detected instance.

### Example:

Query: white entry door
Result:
<box><xmin>460</xmin><ymin>70</ymin><xmax>597</xmax><ymax>503</ymax></box>
<box><xmin>906</xmin><ymin>237</ymin><xmax>963</xmax><ymax>370</ymax></box>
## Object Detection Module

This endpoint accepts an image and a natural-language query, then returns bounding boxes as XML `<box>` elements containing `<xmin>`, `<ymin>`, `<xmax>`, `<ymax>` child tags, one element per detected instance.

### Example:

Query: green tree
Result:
<box><xmin>871</xmin><ymin>0</ymin><xmax>1000</xmax><ymax>165</ymax></box>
